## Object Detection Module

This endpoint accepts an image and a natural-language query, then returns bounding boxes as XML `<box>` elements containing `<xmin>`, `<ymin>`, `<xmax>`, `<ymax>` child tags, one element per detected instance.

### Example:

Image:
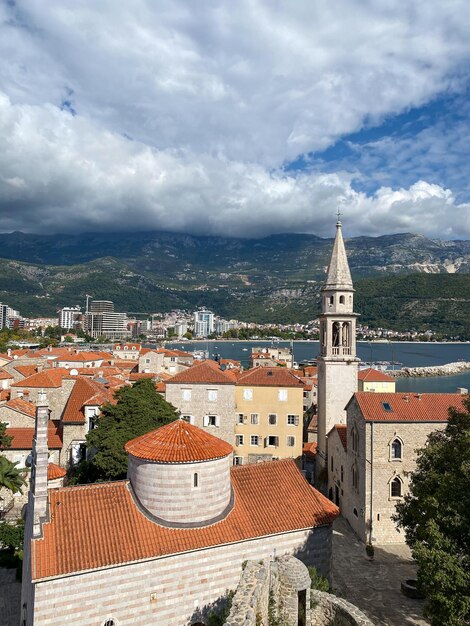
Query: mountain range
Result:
<box><xmin>0</xmin><ymin>230</ymin><xmax>469</xmax><ymax>335</ymax></box>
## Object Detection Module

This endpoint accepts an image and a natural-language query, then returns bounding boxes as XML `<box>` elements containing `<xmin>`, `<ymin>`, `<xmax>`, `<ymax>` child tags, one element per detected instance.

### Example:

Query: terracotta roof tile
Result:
<box><xmin>236</xmin><ymin>367</ymin><xmax>303</xmax><ymax>388</ymax></box>
<box><xmin>5</xmin><ymin>398</ymin><xmax>36</xmax><ymax>418</ymax></box>
<box><xmin>125</xmin><ymin>420</ymin><xmax>233</xmax><ymax>463</ymax></box>
<box><xmin>62</xmin><ymin>377</ymin><xmax>112</xmax><ymax>424</ymax></box>
<box><xmin>32</xmin><ymin>458</ymin><xmax>339</xmax><ymax>579</ymax></box>
<box><xmin>334</xmin><ymin>424</ymin><xmax>347</xmax><ymax>451</ymax></box>
<box><xmin>6</xmin><ymin>421</ymin><xmax>62</xmax><ymax>449</ymax></box>
<box><xmin>48</xmin><ymin>463</ymin><xmax>67</xmax><ymax>481</ymax></box>
<box><xmin>303</xmin><ymin>442</ymin><xmax>317</xmax><ymax>458</ymax></box>
<box><xmin>14</xmin><ymin>365</ymin><xmax>39</xmax><ymax>378</ymax></box>
<box><xmin>0</xmin><ymin>369</ymin><xmax>14</xmax><ymax>380</ymax></box>
<box><xmin>11</xmin><ymin>369</ymin><xmax>69</xmax><ymax>389</ymax></box>
<box><xmin>352</xmin><ymin>392</ymin><xmax>466</xmax><ymax>422</ymax></box>
<box><xmin>166</xmin><ymin>361</ymin><xmax>234</xmax><ymax>385</ymax></box>
<box><xmin>358</xmin><ymin>368</ymin><xmax>395</xmax><ymax>383</ymax></box>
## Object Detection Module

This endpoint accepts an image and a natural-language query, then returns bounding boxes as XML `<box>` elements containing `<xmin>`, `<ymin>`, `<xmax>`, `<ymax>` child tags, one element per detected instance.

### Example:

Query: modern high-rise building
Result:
<box><xmin>193</xmin><ymin>309</ymin><xmax>215</xmax><ymax>337</ymax></box>
<box><xmin>0</xmin><ymin>303</ymin><xmax>8</xmax><ymax>330</ymax></box>
<box><xmin>84</xmin><ymin>300</ymin><xmax>129</xmax><ymax>340</ymax></box>
<box><xmin>58</xmin><ymin>306</ymin><xmax>82</xmax><ymax>330</ymax></box>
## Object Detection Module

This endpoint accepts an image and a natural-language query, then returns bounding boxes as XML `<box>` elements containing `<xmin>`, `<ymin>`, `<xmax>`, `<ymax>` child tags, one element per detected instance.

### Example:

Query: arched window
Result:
<box><xmin>329</xmin><ymin>296</ymin><xmax>334</xmax><ymax>305</ymax></box>
<box><xmin>340</xmin><ymin>465</ymin><xmax>344</xmax><ymax>482</ymax></box>
<box><xmin>351</xmin><ymin>427</ymin><xmax>359</xmax><ymax>453</ymax></box>
<box><xmin>391</xmin><ymin>438</ymin><xmax>403</xmax><ymax>460</ymax></box>
<box><xmin>352</xmin><ymin>464</ymin><xmax>359</xmax><ymax>490</ymax></box>
<box><xmin>193</xmin><ymin>473</ymin><xmax>199</xmax><ymax>488</ymax></box>
<box><xmin>390</xmin><ymin>476</ymin><xmax>402</xmax><ymax>498</ymax></box>
<box><xmin>339</xmin><ymin>295</ymin><xmax>345</xmax><ymax>304</ymax></box>
<box><xmin>332</xmin><ymin>321</ymin><xmax>341</xmax><ymax>347</ymax></box>
<box><xmin>103</xmin><ymin>620</ymin><xmax>117</xmax><ymax>626</ymax></box>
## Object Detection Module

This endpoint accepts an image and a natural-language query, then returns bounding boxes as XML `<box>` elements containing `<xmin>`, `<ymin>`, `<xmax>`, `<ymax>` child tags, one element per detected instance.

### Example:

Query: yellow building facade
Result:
<box><xmin>234</xmin><ymin>367</ymin><xmax>304</xmax><ymax>464</ymax></box>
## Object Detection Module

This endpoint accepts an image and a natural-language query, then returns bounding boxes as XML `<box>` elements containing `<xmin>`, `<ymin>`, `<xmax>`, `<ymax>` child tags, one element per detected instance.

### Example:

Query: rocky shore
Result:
<box><xmin>390</xmin><ymin>361</ymin><xmax>470</xmax><ymax>378</ymax></box>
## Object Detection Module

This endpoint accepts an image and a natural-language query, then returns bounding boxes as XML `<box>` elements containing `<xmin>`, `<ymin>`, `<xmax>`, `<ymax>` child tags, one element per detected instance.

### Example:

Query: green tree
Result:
<box><xmin>0</xmin><ymin>421</ymin><xmax>12</xmax><ymax>450</ymax></box>
<box><xmin>82</xmin><ymin>379</ymin><xmax>179</xmax><ymax>482</ymax></box>
<box><xmin>0</xmin><ymin>457</ymin><xmax>26</xmax><ymax>494</ymax></box>
<box><xmin>0</xmin><ymin>519</ymin><xmax>24</xmax><ymax>552</ymax></box>
<box><xmin>394</xmin><ymin>397</ymin><xmax>470</xmax><ymax>626</ymax></box>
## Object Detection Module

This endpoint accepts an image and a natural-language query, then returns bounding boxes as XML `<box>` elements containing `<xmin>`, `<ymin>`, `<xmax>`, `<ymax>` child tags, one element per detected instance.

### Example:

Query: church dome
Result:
<box><xmin>126</xmin><ymin>419</ymin><xmax>233</xmax><ymax>527</ymax></box>
<box><xmin>125</xmin><ymin>418</ymin><xmax>233</xmax><ymax>463</ymax></box>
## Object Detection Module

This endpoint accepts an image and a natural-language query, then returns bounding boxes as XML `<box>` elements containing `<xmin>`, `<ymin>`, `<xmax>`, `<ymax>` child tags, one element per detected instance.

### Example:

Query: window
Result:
<box><xmin>236</xmin><ymin>435</ymin><xmax>244</xmax><ymax>446</ymax></box>
<box><xmin>238</xmin><ymin>413</ymin><xmax>245</xmax><ymax>424</ymax></box>
<box><xmin>353</xmin><ymin>508</ymin><xmax>358</xmax><ymax>518</ymax></box>
<box><xmin>287</xmin><ymin>414</ymin><xmax>299</xmax><ymax>426</ymax></box>
<box><xmin>266</xmin><ymin>435</ymin><xmax>279</xmax><ymax>447</ymax></box>
<box><xmin>330</xmin><ymin>456</ymin><xmax>334</xmax><ymax>471</ymax></box>
<box><xmin>382</xmin><ymin>402</ymin><xmax>393</xmax><ymax>412</ymax></box>
<box><xmin>193</xmin><ymin>473</ymin><xmax>199</xmax><ymax>488</ymax></box>
<box><xmin>233</xmin><ymin>456</ymin><xmax>243</xmax><ymax>466</ymax></box>
<box><xmin>329</xmin><ymin>296</ymin><xmax>334</xmax><ymax>305</ymax></box>
<box><xmin>339</xmin><ymin>295</ymin><xmax>345</xmax><ymax>304</ymax></box>
<box><xmin>268</xmin><ymin>413</ymin><xmax>277</xmax><ymax>425</ymax></box>
<box><xmin>103</xmin><ymin>620</ymin><xmax>117</xmax><ymax>626</ymax></box>
<box><xmin>340</xmin><ymin>465</ymin><xmax>344</xmax><ymax>482</ymax></box>
<box><xmin>250</xmin><ymin>435</ymin><xmax>260</xmax><ymax>446</ymax></box>
<box><xmin>286</xmin><ymin>436</ymin><xmax>295</xmax><ymax>447</ymax></box>
<box><xmin>243</xmin><ymin>388</ymin><xmax>253</xmax><ymax>400</ymax></box>
<box><xmin>351</xmin><ymin>427</ymin><xmax>359</xmax><ymax>453</ymax></box>
<box><xmin>390</xmin><ymin>476</ymin><xmax>402</xmax><ymax>498</ymax></box>
<box><xmin>145</xmin><ymin>358</ymin><xmax>150</xmax><ymax>364</ymax></box>
<box><xmin>352</xmin><ymin>464</ymin><xmax>359</xmax><ymax>490</ymax></box>
<box><xmin>250</xmin><ymin>413</ymin><xmax>259</xmax><ymax>425</ymax></box>
<box><xmin>182</xmin><ymin>388</ymin><xmax>192</xmax><ymax>401</ymax></box>
<box><xmin>203</xmin><ymin>415</ymin><xmax>219</xmax><ymax>427</ymax></box>
<box><xmin>278</xmin><ymin>389</ymin><xmax>288</xmax><ymax>402</ymax></box>
<box><xmin>181</xmin><ymin>415</ymin><xmax>195</xmax><ymax>425</ymax></box>
<box><xmin>207</xmin><ymin>389</ymin><xmax>218</xmax><ymax>402</ymax></box>
<box><xmin>391</xmin><ymin>438</ymin><xmax>402</xmax><ymax>460</ymax></box>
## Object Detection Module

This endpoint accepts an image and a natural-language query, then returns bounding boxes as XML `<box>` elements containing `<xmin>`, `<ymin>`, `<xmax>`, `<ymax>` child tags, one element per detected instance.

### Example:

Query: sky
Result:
<box><xmin>0</xmin><ymin>0</ymin><xmax>469</xmax><ymax>239</ymax></box>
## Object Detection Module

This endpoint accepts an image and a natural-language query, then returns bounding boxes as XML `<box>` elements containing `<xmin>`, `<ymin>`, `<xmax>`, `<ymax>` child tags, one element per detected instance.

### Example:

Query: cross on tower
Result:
<box><xmin>336</xmin><ymin>208</ymin><xmax>343</xmax><ymax>224</ymax></box>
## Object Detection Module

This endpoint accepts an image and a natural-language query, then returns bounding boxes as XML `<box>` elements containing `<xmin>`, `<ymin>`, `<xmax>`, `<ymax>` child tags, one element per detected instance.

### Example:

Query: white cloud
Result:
<box><xmin>0</xmin><ymin>1</ymin><xmax>469</xmax><ymax>238</ymax></box>
<box><xmin>0</xmin><ymin>91</ymin><xmax>468</xmax><ymax>239</ymax></box>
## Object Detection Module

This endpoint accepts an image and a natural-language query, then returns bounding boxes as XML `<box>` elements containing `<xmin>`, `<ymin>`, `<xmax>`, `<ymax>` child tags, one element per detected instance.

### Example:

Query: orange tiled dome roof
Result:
<box><xmin>125</xmin><ymin>419</ymin><xmax>233</xmax><ymax>463</ymax></box>
<box><xmin>48</xmin><ymin>463</ymin><xmax>67</xmax><ymax>481</ymax></box>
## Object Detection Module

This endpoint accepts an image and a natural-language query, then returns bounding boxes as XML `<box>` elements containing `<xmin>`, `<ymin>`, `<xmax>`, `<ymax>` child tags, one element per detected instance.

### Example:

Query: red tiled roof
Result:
<box><xmin>303</xmin><ymin>366</ymin><xmax>318</xmax><ymax>377</ymax></box>
<box><xmin>62</xmin><ymin>377</ymin><xmax>112</xmax><ymax>424</ymax></box>
<box><xmin>352</xmin><ymin>392</ymin><xmax>466</xmax><ymax>422</ymax></box>
<box><xmin>11</xmin><ymin>369</ymin><xmax>69</xmax><ymax>389</ymax></box>
<box><xmin>236</xmin><ymin>367</ymin><xmax>303</xmax><ymax>388</ymax></box>
<box><xmin>57</xmin><ymin>351</ymin><xmax>107</xmax><ymax>363</ymax></box>
<box><xmin>334</xmin><ymin>424</ymin><xmax>347</xmax><ymax>451</ymax></box>
<box><xmin>0</xmin><ymin>369</ymin><xmax>14</xmax><ymax>380</ymax></box>
<box><xmin>125</xmin><ymin>420</ymin><xmax>233</xmax><ymax>463</ymax></box>
<box><xmin>14</xmin><ymin>365</ymin><xmax>39</xmax><ymax>378</ymax></box>
<box><xmin>166</xmin><ymin>361</ymin><xmax>234</xmax><ymax>385</ymax></box>
<box><xmin>48</xmin><ymin>463</ymin><xmax>66</xmax><ymax>481</ymax></box>
<box><xmin>32</xmin><ymin>458</ymin><xmax>339</xmax><ymax>579</ymax></box>
<box><xmin>5</xmin><ymin>398</ymin><xmax>36</xmax><ymax>418</ymax></box>
<box><xmin>358</xmin><ymin>368</ymin><xmax>395</xmax><ymax>383</ymax></box>
<box><xmin>303</xmin><ymin>442</ymin><xmax>318</xmax><ymax>458</ymax></box>
<box><xmin>6</xmin><ymin>421</ymin><xmax>63</xmax><ymax>449</ymax></box>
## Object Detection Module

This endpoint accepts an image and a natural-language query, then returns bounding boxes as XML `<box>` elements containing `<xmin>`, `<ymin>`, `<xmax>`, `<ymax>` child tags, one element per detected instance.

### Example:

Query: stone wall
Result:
<box><xmin>29</xmin><ymin>525</ymin><xmax>333</xmax><ymax>626</ymax></box>
<box><xmin>310</xmin><ymin>591</ymin><xmax>375</xmax><ymax>626</ymax></box>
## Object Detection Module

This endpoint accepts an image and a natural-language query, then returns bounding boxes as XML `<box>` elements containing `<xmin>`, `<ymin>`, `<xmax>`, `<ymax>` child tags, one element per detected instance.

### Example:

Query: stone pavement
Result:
<box><xmin>0</xmin><ymin>566</ymin><xmax>21</xmax><ymax>626</ymax></box>
<box><xmin>332</xmin><ymin>517</ymin><xmax>429</xmax><ymax>626</ymax></box>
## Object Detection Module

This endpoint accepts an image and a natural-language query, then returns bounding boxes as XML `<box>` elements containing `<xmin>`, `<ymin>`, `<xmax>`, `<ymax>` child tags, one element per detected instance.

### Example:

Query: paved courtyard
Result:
<box><xmin>332</xmin><ymin>517</ymin><xmax>429</xmax><ymax>626</ymax></box>
<box><xmin>0</xmin><ymin>566</ymin><xmax>21</xmax><ymax>626</ymax></box>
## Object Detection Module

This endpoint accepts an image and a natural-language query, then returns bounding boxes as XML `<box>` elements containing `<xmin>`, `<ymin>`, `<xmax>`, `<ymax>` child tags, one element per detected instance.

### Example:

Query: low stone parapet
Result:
<box><xmin>310</xmin><ymin>590</ymin><xmax>375</xmax><ymax>626</ymax></box>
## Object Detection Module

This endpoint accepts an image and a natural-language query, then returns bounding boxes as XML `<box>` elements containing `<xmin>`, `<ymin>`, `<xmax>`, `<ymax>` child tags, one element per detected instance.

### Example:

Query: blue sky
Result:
<box><xmin>0</xmin><ymin>1</ymin><xmax>469</xmax><ymax>239</ymax></box>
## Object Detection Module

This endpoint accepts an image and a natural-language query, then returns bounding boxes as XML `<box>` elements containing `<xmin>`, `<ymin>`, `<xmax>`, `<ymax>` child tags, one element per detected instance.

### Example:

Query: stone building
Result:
<box><xmin>138</xmin><ymin>347</ymin><xmax>194</xmax><ymax>375</ymax></box>
<box><xmin>333</xmin><ymin>391</ymin><xmax>466</xmax><ymax>544</ymax></box>
<box><xmin>165</xmin><ymin>360</ymin><xmax>237</xmax><ymax>445</ymax></box>
<box><xmin>21</xmin><ymin>413</ymin><xmax>339</xmax><ymax>625</ymax></box>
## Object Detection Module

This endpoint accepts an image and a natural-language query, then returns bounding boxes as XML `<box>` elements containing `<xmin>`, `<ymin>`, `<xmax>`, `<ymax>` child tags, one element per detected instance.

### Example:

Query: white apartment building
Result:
<box><xmin>194</xmin><ymin>309</ymin><xmax>215</xmax><ymax>337</ymax></box>
<box><xmin>58</xmin><ymin>306</ymin><xmax>82</xmax><ymax>330</ymax></box>
<box><xmin>84</xmin><ymin>300</ymin><xmax>129</xmax><ymax>340</ymax></box>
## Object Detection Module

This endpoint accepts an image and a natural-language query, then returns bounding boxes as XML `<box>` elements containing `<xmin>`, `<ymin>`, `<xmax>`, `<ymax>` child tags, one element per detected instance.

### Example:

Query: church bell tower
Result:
<box><xmin>316</xmin><ymin>218</ymin><xmax>359</xmax><ymax>483</ymax></box>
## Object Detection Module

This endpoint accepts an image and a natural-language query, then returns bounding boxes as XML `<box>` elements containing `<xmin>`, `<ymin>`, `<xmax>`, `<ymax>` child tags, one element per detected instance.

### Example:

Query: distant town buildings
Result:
<box><xmin>193</xmin><ymin>308</ymin><xmax>215</xmax><ymax>337</ymax></box>
<box><xmin>83</xmin><ymin>300</ymin><xmax>129</xmax><ymax>341</ymax></box>
<box><xmin>57</xmin><ymin>306</ymin><xmax>81</xmax><ymax>330</ymax></box>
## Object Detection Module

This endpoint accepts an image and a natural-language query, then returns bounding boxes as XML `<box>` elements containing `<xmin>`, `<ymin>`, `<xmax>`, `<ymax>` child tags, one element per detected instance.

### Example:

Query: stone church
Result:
<box><xmin>316</xmin><ymin>219</ymin><xmax>466</xmax><ymax>544</ymax></box>
<box><xmin>21</xmin><ymin>394</ymin><xmax>338</xmax><ymax>625</ymax></box>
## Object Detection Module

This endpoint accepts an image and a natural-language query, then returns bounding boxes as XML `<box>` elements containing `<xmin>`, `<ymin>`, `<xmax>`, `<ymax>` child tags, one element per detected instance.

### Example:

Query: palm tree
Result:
<box><xmin>0</xmin><ymin>456</ymin><xmax>26</xmax><ymax>494</ymax></box>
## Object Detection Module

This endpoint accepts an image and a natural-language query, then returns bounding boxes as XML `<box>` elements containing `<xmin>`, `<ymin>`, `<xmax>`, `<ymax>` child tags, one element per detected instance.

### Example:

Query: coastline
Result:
<box><xmin>390</xmin><ymin>361</ymin><xmax>470</xmax><ymax>378</ymax></box>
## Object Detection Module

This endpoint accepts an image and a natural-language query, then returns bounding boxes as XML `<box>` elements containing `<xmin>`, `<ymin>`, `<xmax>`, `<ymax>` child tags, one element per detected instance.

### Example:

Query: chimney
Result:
<box><xmin>31</xmin><ymin>390</ymin><xmax>50</xmax><ymax>537</ymax></box>
<box><xmin>417</xmin><ymin>393</ymin><xmax>422</xmax><ymax>400</ymax></box>
<box><xmin>403</xmin><ymin>395</ymin><xmax>409</xmax><ymax>403</ymax></box>
<box><xmin>7</xmin><ymin>348</ymin><xmax>11</xmax><ymax>357</ymax></box>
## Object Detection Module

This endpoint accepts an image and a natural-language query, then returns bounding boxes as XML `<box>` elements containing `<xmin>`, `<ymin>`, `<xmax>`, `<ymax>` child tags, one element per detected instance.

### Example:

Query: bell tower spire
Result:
<box><xmin>316</xmin><ymin>217</ymin><xmax>360</xmax><ymax>487</ymax></box>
